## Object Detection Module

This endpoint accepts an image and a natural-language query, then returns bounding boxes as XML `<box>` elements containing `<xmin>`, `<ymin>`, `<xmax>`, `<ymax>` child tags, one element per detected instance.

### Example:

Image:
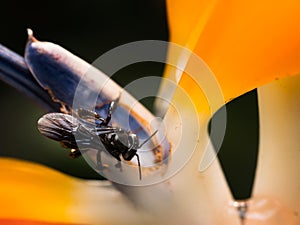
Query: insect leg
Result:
<box><xmin>77</xmin><ymin>108</ymin><xmax>105</xmax><ymax>123</ymax></box>
<box><xmin>114</xmin><ymin>161</ymin><xmax>123</xmax><ymax>172</ymax></box>
<box><xmin>76</xmin><ymin>97</ymin><xmax>119</xmax><ymax>126</ymax></box>
<box><xmin>135</xmin><ymin>153</ymin><xmax>142</xmax><ymax>180</ymax></box>
<box><xmin>96</xmin><ymin>149</ymin><xmax>104</xmax><ymax>170</ymax></box>
<box><xmin>122</xmin><ymin>149</ymin><xmax>142</xmax><ymax>180</ymax></box>
<box><xmin>100</xmin><ymin>96</ymin><xmax>120</xmax><ymax>126</ymax></box>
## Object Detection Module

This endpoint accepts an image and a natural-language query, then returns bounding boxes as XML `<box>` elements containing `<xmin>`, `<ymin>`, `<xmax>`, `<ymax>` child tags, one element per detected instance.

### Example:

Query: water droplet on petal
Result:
<box><xmin>229</xmin><ymin>196</ymin><xmax>298</xmax><ymax>225</ymax></box>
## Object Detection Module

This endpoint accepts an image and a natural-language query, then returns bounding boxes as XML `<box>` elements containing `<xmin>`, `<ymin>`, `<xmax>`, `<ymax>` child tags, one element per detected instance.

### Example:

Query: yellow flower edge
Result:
<box><xmin>0</xmin><ymin>158</ymin><xmax>82</xmax><ymax>223</ymax></box>
<box><xmin>0</xmin><ymin>219</ymin><xmax>80</xmax><ymax>225</ymax></box>
<box><xmin>0</xmin><ymin>158</ymin><xmax>148</xmax><ymax>225</ymax></box>
<box><xmin>165</xmin><ymin>0</ymin><xmax>300</xmax><ymax>106</ymax></box>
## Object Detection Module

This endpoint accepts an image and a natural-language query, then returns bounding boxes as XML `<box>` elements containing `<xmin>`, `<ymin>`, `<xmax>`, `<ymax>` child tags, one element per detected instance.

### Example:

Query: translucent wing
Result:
<box><xmin>37</xmin><ymin>113</ymin><xmax>117</xmax><ymax>150</ymax></box>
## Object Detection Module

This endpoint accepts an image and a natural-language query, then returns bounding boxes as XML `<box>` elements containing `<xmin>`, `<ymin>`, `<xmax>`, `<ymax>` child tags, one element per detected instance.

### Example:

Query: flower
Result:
<box><xmin>0</xmin><ymin>0</ymin><xmax>299</xmax><ymax>224</ymax></box>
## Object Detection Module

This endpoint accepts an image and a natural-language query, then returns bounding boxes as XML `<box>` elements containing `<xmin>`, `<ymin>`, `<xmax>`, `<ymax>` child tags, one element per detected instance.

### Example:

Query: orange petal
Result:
<box><xmin>0</xmin><ymin>158</ymin><xmax>81</xmax><ymax>224</ymax></box>
<box><xmin>0</xmin><ymin>219</ymin><xmax>81</xmax><ymax>225</ymax></box>
<box><xmin>166</xmin><ymin>0</ymin><xmax>300</xmax><ymax>102</ymax></box>
<box><xmin>0</xmin><ymin>158</ymin><xmax>148</xmax><ymax>225</ymax></box>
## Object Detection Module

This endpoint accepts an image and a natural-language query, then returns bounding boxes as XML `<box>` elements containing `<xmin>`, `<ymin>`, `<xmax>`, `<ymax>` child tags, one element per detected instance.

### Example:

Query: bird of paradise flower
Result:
<box><xmin>0</xmin><ymin>0</ymin><xmax>299</xmax><ymax>225</ymax></box>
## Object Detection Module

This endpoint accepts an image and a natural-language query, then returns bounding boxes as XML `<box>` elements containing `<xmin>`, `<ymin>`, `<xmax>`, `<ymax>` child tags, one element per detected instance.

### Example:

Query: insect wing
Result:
<box><xmin>38</xmin><ymin>112</ymin><xmax>119</xmax><ymax>151</ymax></box>
<box><xmin>38</xmin><ymin>113</ymin><xmax>95</xmax><ymax>149</ymax></box>
<box><xmin>38</xmin><ymin>113</ymin><xmax>78</xmax><ymax>142</ymax></box>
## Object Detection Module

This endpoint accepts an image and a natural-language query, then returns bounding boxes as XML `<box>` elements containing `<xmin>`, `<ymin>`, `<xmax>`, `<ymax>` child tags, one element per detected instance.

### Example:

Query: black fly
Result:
<box><xmin>37</xmin><ymin>100</ymin><xmax>157</xmax><ymax>180</ymax></box>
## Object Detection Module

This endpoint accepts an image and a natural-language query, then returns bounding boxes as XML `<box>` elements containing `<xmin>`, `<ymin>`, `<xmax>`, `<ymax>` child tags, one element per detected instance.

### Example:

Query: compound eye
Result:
<box><xmin>129</xmin><ymin>134</ymin><xmax>139</xmax><ymax>149</ymax></box>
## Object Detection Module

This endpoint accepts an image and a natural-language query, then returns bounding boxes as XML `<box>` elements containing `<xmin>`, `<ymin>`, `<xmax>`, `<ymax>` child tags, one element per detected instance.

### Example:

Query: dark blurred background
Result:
<box><xmin>0</xmin><ymin>0</ymin><xmax>258</xmax><ymax>200</ymax></box>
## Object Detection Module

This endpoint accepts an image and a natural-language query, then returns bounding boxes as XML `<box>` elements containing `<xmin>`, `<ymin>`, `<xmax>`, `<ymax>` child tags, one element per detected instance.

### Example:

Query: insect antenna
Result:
<box><xmin>138</xmin><ymin>130</ymin><xmax>158</xmax><ymax>148</ymax></box>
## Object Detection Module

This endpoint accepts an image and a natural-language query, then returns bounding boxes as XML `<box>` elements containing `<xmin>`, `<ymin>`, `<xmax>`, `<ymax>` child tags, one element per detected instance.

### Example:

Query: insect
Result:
<box><xmin>38</xmin><ymin>100</ymin><xmax>157</xmax><ymax>180</ymax></box>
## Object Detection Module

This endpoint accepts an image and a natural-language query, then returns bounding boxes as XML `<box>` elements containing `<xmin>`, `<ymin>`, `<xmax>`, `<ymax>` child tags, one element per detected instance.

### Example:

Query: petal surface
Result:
<box><xmin>0</xmin><ymin>158</ymin><xmax>138</xmax><ymax>225</ymax></box>
<box><xmin>166</xmin><ymin>0</ymin><xmax>300</xmax><ymax>102</ymax></box>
